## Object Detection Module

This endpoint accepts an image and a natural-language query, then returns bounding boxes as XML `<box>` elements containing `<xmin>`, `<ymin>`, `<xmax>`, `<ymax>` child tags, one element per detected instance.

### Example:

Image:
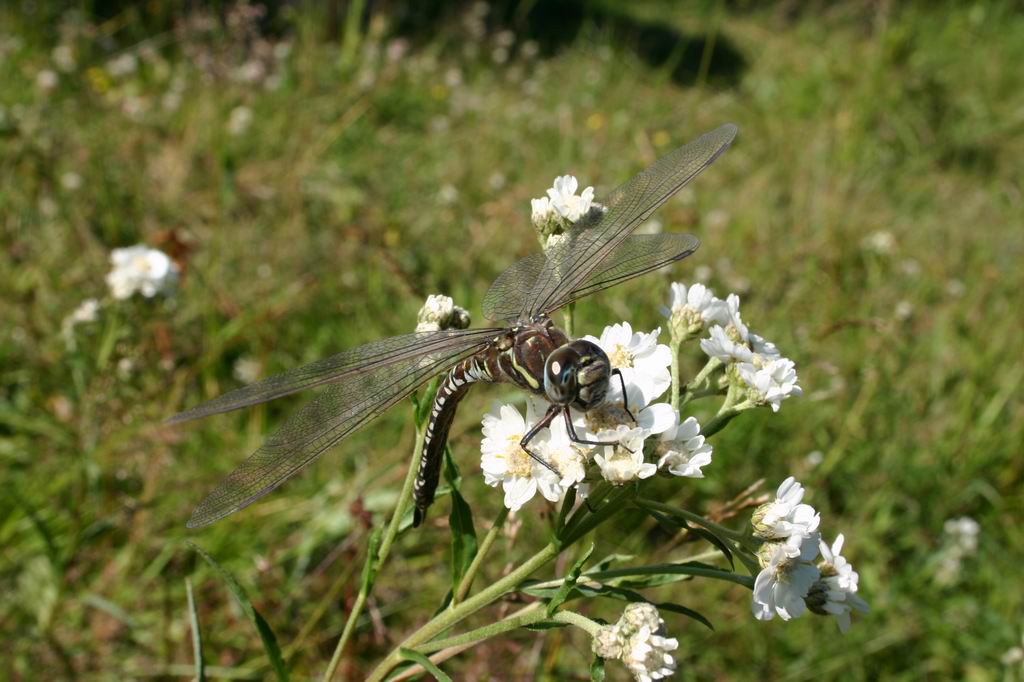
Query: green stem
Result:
<box><xmin>322</xmin><ymin>421</ymin><xmax>427</xmax><ymax>681</ymax></box>
<box><xmin>634</xmin><ymin>497</ymin><xmax>746</xmax><ymax>542</ymax></box>
<box><xmin>669</xmin><ymin>339</ymin><xmax>682</xmax><ymax>412</ymax></box>
<box><xmin>679</xmin><ymin>356</ymin><xmax>722</xmax><ymax>406</ymax></box>
<box><xmin>564</xmin><ymin>301</ymin><xmax>576</xmax><ymax>338</ymax></box>
<box><xmin>561</xmin><ymin>486</ymin><xmax>634</xmax><ymax>545</ymax></box>
<box><xmin>415</xmin><ymin>606</ymin><xmax>600</xmax><ymax>655</ymax></box>
<box><xmin>366</xmin><ymin>541</ymin><xmax>562</xmax><ymax>682</ymax></box>
<box><xmin>453</xmin><ymin>506</ymin><xmax>509</xmax><ymax>605</ymax></box>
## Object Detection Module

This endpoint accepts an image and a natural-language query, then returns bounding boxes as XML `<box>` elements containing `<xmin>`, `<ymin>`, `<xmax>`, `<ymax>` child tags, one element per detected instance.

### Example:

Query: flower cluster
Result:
<box><xmin>106</xmin><ymin>245</ymin><xmax>179</xmax><ymax>300</ymax></box>
<box><xmin>671</xmin><ymin>286</ymin><xmax>801</xmax><ymax>413</ymax></box>
<box><xmin>530</xmin><ymin>174</ymin><xmax>603</xmax><ymax>242</ymax></box>
<box><xmin>751</xmin><ymin>477</ymin><xmax>868</xmax><ymax>632</ymax></box>
<box><xmin>592</xmin><ymin>603</ymin><xmax>679</xmax><ymax>682</ymax></box>
<box><xmin>478</xmin><ymin>321</ymin><xmax>711</xmax><ymax>511</ymax></box>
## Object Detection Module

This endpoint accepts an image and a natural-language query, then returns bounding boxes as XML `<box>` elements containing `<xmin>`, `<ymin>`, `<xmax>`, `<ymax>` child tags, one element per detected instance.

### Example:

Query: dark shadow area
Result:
<box><xmin>41</xmin><ymin>0</ymin><xmax>746</xmax><ymax>88</ymax></box>
<box><xmin>387</xmin><ymin>0</ymin><xmax>747</xmax><ymax>87</ymax></box>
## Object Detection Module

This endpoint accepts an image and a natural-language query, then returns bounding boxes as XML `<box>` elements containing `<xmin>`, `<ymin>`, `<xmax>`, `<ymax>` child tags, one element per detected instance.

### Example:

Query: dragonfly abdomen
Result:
<box><xmin>413</xmin><ymin>352</ymin><xmax>497</xmax><ymax>526</ymax></box>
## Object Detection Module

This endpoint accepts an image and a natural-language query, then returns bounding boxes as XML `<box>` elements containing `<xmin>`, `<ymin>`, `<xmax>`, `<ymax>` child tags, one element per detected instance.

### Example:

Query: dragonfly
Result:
<box><xmin>170</xmin><ymin>123</ymin><xmax>737</xmax><ymax>528</ymax></box>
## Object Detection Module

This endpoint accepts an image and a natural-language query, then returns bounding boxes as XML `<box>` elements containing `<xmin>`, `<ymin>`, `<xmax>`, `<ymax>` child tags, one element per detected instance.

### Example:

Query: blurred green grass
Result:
<box><xmin>2</xmin><ymin>1</ymin><xmax>1022</xmax><ymax>679</ymax></box>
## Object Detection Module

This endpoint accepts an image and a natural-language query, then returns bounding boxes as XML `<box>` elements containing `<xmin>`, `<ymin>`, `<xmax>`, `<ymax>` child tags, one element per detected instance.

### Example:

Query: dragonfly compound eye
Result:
<box><xmin>544</xmin><ymin>346</ymin><xmax>580</xmax><ymax>404</ymax></box>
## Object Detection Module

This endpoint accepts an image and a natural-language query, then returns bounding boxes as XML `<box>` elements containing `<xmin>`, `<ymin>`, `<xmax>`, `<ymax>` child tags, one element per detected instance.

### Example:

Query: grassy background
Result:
<box><xmin>2</xmin><ymin>1</ymin><xmax>1022</xmax><ymax>679</ymax></box>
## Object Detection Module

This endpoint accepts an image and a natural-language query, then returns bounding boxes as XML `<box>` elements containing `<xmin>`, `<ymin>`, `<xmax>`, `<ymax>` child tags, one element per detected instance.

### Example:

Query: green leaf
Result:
<box><xmin>635</xmin><ymin>500</ymin><xmax>734</xmax><ymax>569</ymax></box>
<box><xmin>554</xmin><ymin>486</ymin><xmax>576</xmax><ymax>537</ymax></box>
<box><xmin>590</xmin><ymin>654</ymin><xmax>606</xmax><ymax>681</ymax></box>
<box><xmin>189</xmin><ymin>543</ymin><xmax>289</xmax><ymax>682</ymax></box>
<box><xmin>546</xmin><ymin>543</ymin><xmax>594</xmax><ymax>617</ymax></box>
<box><xmin>185</xmin><ymin>578</ymin><xmax>206</xmax><ymax>682</ymax></box>
<box><xmin>360</xmin><ymin>527</ymin><xmax>384</xmax><ymax>593</ymax></box>
<box><xmin>577</xmin><ymin>584</ymin><xmax>714</xmax><ymax>631</ymax></box>
<box><xmin>414</xmin><ymin>377</ymin><xmax>441</xmax><ymax>426</ymax></box>
<box><xmin>444</xmin><ymin>447</ymin><xmax>478</xmax><ymax>593</ymax></box>
<box><xmin>398</xmin><ymin>648</ymin><xmax>452</xmax><ymax>682</ymax></box>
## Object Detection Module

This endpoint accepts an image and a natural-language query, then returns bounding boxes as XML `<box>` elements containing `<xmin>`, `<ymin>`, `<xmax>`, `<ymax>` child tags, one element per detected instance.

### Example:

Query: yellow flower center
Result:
<box><xmin>504</xmin><ymin>435</ymin><xmax>534</xmax><ymax>478</ymax></box>
<box><xmin>585</xmin><ymin>401</ymin><xmax>632</xmax><ymax>433</ymax></box>
<box><xmin>608</xmin><ymin>343</ymin><xmax>634</xmax><ymax>369</ymax></box>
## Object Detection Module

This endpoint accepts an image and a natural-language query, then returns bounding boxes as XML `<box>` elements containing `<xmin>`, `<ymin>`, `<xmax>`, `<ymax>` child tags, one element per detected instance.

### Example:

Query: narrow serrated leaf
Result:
<box><xmin>444</xmin><ymin>448</ymin><xmax>478</xmax><ymax>592</ymax></box>
<box><xmin>189</xmin><ymin>543</ymin><xmax>289</xmax><ymax>682</ymax></box>
<box><xmin>546</xmin><ymin>543</ymin><xmax>594</xmax><ymax>616</ymax></box>
<box><xmin>635</xmin><ymin>501</ymin><xmax>734</xmax><ymax>569</ymax></box>
<box><xmin>399</xmin><ymin>648</ymin><xmax>452</xmax><ymax>681</ymax></box>
<box><xmin>185</xmin><ymin>578</ymin><xmax>206</xmax><ymax>682</ymax></box>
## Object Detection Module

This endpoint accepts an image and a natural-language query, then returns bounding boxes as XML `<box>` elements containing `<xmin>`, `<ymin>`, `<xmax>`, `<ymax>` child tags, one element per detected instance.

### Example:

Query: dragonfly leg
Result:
<box><xmin>562</xmin><ymin>407</ymin><xmax>635</xmax><ymax>453</ymax></box>
<box><xmin>612</xmin><ymin>368</ymin><xmax>636</xmax><ymax>423</ymax></box>
<box><xmin>519</xmin><ymin>404</ymin><xmax>561</xmax><ymax>476</ymax></box>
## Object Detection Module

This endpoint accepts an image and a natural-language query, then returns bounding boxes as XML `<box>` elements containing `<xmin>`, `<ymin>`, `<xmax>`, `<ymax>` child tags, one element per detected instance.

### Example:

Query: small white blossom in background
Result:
<box><xmin>233</xmin><ymin>356</ymin><xmax>263</xmax><ymax>384</ymax></box>
<box><xmin>226</xmin><ymin>105</ymin><xmax>253</xmax><ymax>136</ymax></box>
<box><xmin>35</xmin><ymin>69</ymin><xmax>58</xmax><ymax>92</ymax></box>
<box><xmin>52</xmin><ymin>44</ymin><xmax>76</xmax><ymax>72</ymax></box>
<box><xmin>60</xmin><ymin>172</ymin><xmax>82</xmax><ymax>191</ymax></box>
<box><xmin>752</xmin><ymin>533</ymin><xmax>821</xmax><ymax>622</ymax></box>
<box><xmin>106</xmin><ymin>53</ymin><xmax>138</xmax><ymax>77</ymax></box>
<box><xmin>583</xmin><ymin>322</ymin><xmax>672</xmax><ymax>404</ymax></box>
<box><xmin>737</xmin><ymin>357</ymin><xmax>803</xmax><ymax>412</ymax></box>
<box><xmin>592</xmin><ymin>603</ymin><xmax>678</xmax><ymax>681</ymax></box>
<box><xmin>655</xmin><ymin>415</ymin><xmax>713</xmax><ymax>478</ymax></box>
<box><xmin>664</xmin><ymin>282</ymin><xmax>721</xmax><ymax>339</ymax></box>
<box><xmin>415</xmin><ymin>294</ymin><xmax>471</xmax><ymax>332</ymax></box>
<box><xmin>806</xmin><ymin>534</ymin><xmax>869</xmax><ymax>632</ymax></box>
<box><xmin>61</xmin><ymin>299</ymin><xmax>101</xmax><ymax>348</ymax></box>
<box><xmin>437</xmin><ymin>183</ymin><xmax>459</xmax><ymax>205</ymax></box>
<box><xmin>752</xmin><ymin>476</ymin><xmax>820</xmax><ymax>554</ymax></box>
<box><xmin>106</xmin><ymin>245</ymin><xmax>179</xmax><ymax>300</ymax></box>
<box><xmin>934</xmin><ymin>516</ymin><xmax>980</xmax><ymax>585</ymax></box>
<box><xmin>894</xmin><ymin>299</ymin><xmax>913</xmax><ymax>321</ymax></box>
<box><xmin>862</xmin><ymin>230</ymin><xmax>896</xmax><ymax>255</ymax></box>
<box><xmin>480</xmin><ymin>402</ymin><xmax>561</xmax><ymax>511</ymax></box>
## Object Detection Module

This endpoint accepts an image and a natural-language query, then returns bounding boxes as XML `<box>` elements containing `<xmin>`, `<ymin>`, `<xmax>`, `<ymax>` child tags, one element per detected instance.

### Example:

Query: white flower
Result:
<box><xmin>227</xmin><ymin>105</ymin><xmax>253</xmax><ymax>136</ymax></box>
<box><xmin>52</xmin><ymin>45</ymin><xmax>76</xmax><ymax>72</ymax></box>
<box><xmin>752</xmin><ymin>476</ymin><xmax>820</xmax><ymax>554</ymax></box>
<box><xmin>807</xmin><ymin>534</ymin><xmax>869</xmax><ymax>632</ymax></box>
<box><xmin>583</xmin><ymin>322</ymin><xmax>672</xmax><ymax>404</ymax></box>
<box><xmin>61</xmin><ymin>298</ymin><xmax>101</xmax><ymax>347</ymax></box>
<box><xmin>36</xmin><ymin>69</ymin><xmax>59</xmax><ymax>92</ymax></box>
<box><xmin>623</xmin><ymin>625</ymin><xmax>678</xmax><ymax>681</ymax></box>
<box><xmin>530</xmin><ymin>174</ymin><xmax>601</xmax><ymax>236</ymax></box>
<box><xmin>106</xmin><ymin>245</ymin><xmax>179</xmax><ymax>300</ymax></box>
<box><xmin>752</xmin><ymin>534</ymin><xmax>821</xmax><ymax>621</ymax></box>
<box><xmin>737</xmin><ymin>357</ymin><xmax>803</xmax><ymax>412</ymax></box>
<box><xmin>593</xmin><ymin>426</ymin><xmax>655</xmax><ymax>484</ymax></box>
<box><xmin>664</xmin><ymin>282</ymin><xmax>721</xmax><ymax>337</ymax></box>
<box><xmin>572</xmin><ymin>381</ymin><xmax>674</xmax><ymax>445</ymax></box>
<box><xmin>106</xmin><ymin>53</ymin><xmax>138</xmax><ymax>77</ymax></box>
<box><xmin>546</xmin><ymin>174</ymin><xmax>595</xmax><ymax>223</ymax></box>
<box><xmin>592</xmin><ymin>603</ymin><xmax>678</xmax><ymax>682</ymax></box>
<box><xmin>534</xmin><ymin>416</ymin><xmax>589</xmax><ymax>499</ymax></box>
<box><xmin>749</xmin><ymin>333</ymin><xmax>781</xmax><ymax>361</ymax></box>
<box><xmin>699</xmin><ymin>324</ymin><xmax>752</xmax><ymax>364</ymax></box>
<box><xmin>862</xmin><ymin>230</ymin><xmax>896</xmax><ymax>255</ymax></box>
<box><xmin>415</xmin><ymin>294</ymin><xmax>470</xmax><ymax>332</ymax></box>
<box><xmin>707</xmin><ymin>293</ymin><xmax>748</xmax><ymax>340</ymax></box>
<box><xmin>655</xmin><ymin>415</ymin><xmax>713</xmax><ymax>478</ymax></box>
<box><xmin>944</xmin><ymin>517</ymin><xmax>980</xmax><ymax>554</ymax></box>
<box><xmin>480</xmin><ymin>402</ymin><xmax>559</xmax><ymax>511</ymax></box>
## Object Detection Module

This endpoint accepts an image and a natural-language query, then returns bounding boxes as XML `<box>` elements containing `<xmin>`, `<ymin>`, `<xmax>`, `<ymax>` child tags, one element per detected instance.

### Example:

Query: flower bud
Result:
<box><xmin>592</xmin><ymin>624</ymin><xmax>625</xmax><ymax>659</ymax></box>
<box><xmin>415</xmin><ymin>294</ymin><xmax>471</xmax><ymax>332</ymax></box>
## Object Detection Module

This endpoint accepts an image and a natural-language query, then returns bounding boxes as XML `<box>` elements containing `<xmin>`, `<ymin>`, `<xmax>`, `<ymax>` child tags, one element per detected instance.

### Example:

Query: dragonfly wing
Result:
<box><xmin>547</xmin><ymin>233</ymin><xmax>700</xmax><ymax>311</ymax></box>
<box><xmin>481</xmin><ymin>251</ymin><xmax>546</xmax><ymax>322</ymax></box>
<box><xmin>525</xmin><ymin>124</ymin><xmax>736</xmax><ymax>318</ymax></box>
<box><xmin>168</xmin><ymin>328</ymin><xmax>502</xmax><ymax>423</ymax></box>
<box><xmin>186</xmin><ymin>330</ymin><xmax>496</xmax><ymax>527</ymax></box>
